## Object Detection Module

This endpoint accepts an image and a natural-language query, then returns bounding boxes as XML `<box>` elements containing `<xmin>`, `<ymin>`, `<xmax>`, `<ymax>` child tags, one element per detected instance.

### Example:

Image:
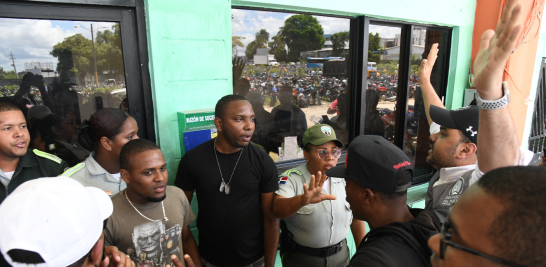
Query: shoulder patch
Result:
<box><xmin>281</xmin><ymin>169</ymin><xmax>303</xmax><ymax>177</ymax></box>
<box><xmin>33</xmin><ymin>149</ymin><xmax>62</xmax><ymax>164</ymax></box>
<box><xmin>61</xmin><ymin>162</ymin><xmax>86</xmax><ymax>177</ymax></box>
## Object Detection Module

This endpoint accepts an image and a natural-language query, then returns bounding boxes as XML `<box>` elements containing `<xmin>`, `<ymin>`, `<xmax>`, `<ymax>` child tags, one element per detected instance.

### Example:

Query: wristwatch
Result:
<box><xmin>475</xmin><ymin>81</ymin><xmax>510</xmax><ymax>110</ymax></box>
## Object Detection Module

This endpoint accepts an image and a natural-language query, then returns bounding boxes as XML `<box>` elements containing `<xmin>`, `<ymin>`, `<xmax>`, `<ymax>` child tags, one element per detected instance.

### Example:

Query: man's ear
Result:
<box><xmin>214</xmin><ymin>117</ymin><xmax>223</xmax><ymax>132</ymax></box>
<box><xmin>303</xmin><ymin>150</ymin><xmax>309</xmax><ymax>162</ymax></box>
<box><xmin>361</xmin><ymin>188</ymin><xmax>376</xmax><ymax>205</ymax></box>
<box><xmin>120</xmin><ymin>169</ymin><xmax>130</xmax><ymax>184</ymax></box>
<box><xmin>100</xmin><ymin>136</ymin><xmax>113</xmax><ymax>152</ymax></box>
<box><xmin>457</xmin><ymin>142</ymin><xmax>477</xmax><ymax>160</ymax></box>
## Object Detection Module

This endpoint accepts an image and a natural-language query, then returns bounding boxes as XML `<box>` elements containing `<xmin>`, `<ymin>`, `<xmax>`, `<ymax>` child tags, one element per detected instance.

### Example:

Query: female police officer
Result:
<box><xmin>272</xmin><ymin>124</ymin><xmax>366</xmax><ymax>266</ymax></box>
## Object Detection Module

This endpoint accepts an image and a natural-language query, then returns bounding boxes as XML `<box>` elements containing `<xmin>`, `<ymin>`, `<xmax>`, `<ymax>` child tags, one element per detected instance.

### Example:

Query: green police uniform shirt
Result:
<box><xmin>276</xmin><ymin>164</ymin><xmax>352</xmax><ymax>248</ymax></box>
<box><xmin>63</xmin><ymin>152</ymin><xmax>127</xmax><ymax>196</ymax></box>
<box><xmin>0</xmin><ymin>149</ymin><xmax>69</xmax><ymax>203</ymax></box>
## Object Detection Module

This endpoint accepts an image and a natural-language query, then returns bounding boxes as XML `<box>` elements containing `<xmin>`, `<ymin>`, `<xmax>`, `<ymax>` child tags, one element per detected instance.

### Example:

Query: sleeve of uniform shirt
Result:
<box><xmin>175</xmin><ymin>154</ymin><xmax>194</xmax><ymax>191</ymax></box>
<box><xmin>260</xmin><ymin>153</ymin><xmax>279</xmax><ymax>193</ymax></box>
<box><xmin>470</xmin><ymin>146</ymin><xmax>535</xmax><ymax>186</ymax></box>
<box><xmin>275</xmin><ymin>173</ymin><xmax>297</xmax><ymax>198</ymax></box>
<box><xmin>429</xmin><ymin>122</ymin><xmax>441</xmax><ymax>135</ymax></box>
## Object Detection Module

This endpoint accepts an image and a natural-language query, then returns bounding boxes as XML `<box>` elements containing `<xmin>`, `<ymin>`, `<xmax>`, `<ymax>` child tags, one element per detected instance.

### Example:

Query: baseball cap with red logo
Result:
<box><xmin>326</xmin><ymin>135</ymin><xmax>413</xmax><ymax>194</ymax></box>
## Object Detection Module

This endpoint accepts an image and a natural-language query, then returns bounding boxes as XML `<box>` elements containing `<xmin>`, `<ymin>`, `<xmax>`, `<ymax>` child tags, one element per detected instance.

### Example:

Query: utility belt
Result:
<box><xmin>280</xmin><ymin>220</ymin><xmax>345</xmax><ymax>258</ymax></box>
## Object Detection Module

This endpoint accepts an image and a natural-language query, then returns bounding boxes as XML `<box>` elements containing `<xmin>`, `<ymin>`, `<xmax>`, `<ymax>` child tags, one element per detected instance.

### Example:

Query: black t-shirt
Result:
<box><xmin>175</xmin><ymin>139</ymin><xmax>278</xmax><ymax>267</ymax></box>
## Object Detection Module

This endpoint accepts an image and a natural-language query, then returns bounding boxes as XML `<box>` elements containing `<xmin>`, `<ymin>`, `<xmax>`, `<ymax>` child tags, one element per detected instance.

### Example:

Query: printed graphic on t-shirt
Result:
<box><xmin>125</xmin><ymin>221</ymin><xmax>182</xmax><ymax>267</ymax></box>
<box><xmin>441</xmin><ymin>178</ymin><xmax>464</xmax><ymax>206</ymax></box>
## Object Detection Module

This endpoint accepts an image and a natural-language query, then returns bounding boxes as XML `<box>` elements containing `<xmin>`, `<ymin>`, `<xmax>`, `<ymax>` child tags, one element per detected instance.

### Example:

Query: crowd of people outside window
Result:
<box><xmin>0</xmin><ymin>1</ymin><xmax>545</xmax><ymax>267</ymax></box>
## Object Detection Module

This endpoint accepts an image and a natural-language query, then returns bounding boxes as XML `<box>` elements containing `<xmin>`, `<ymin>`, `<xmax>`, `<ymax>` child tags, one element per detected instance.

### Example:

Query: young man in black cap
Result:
<box><xmin>326</xmin><ymin>135</ymin><xmax>437</xmax><ymax>267</ymax></box>
<box><xmin>417</xmin><ymin>0</ymin><xmax>533</xmax><ymax>229</ymax></box>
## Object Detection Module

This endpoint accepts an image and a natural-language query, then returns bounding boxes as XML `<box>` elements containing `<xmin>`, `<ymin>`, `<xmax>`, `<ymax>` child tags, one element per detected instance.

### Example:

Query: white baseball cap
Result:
<box><xmin>0</xmin><ymin>177</ymin><xmax>113</xmax><ymax>267</ymax></box>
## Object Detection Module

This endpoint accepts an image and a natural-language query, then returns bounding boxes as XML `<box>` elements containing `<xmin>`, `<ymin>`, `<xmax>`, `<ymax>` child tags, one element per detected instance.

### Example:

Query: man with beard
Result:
<box><xmin>105</xmin><ymin>139</ymin><xmax>201</xmax><ymax>267</ymax></box>
<box><xmin>417</xmin><ymin>0</ymin><xmax>533</xmax><ymax>230</ymax></box>
<box><xmin>175</xmin><ymin>94</ymin><xmax>279</xmax><ymax>267</ymax></box>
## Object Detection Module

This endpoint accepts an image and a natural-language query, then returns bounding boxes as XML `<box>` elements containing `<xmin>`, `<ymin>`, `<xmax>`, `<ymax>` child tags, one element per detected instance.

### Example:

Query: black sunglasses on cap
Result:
<box><xmin>440</xmin><ymin>217</ymin><xmax>523</xmax><ymax>267</ymax></box>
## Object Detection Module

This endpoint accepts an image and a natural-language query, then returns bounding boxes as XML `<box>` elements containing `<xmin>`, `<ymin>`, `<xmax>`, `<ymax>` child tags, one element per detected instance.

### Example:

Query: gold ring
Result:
<box><xmin>126</xmin><ymin>255</ymin><xmax>130</xmax><ymax>257</ymax></box>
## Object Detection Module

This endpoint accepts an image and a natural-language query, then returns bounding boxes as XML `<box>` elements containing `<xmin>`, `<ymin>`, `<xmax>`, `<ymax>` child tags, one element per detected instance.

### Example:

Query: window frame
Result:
<box><xmin>231</xmin><ymin>8</ymin><xmax>453</xmax><ymax>184</ymax></box>
<box><xmin>0</xmin><ymin>0</ymin><xmax>155</xmax><ymax>142</ymax></box>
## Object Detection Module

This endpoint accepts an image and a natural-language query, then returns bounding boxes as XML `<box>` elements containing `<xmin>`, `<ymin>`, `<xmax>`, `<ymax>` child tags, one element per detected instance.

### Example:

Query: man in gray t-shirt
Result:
<box><xmin>105</xmin><ymin>139</ymin><xmax>199</xmax><ymax>267</ymax></box>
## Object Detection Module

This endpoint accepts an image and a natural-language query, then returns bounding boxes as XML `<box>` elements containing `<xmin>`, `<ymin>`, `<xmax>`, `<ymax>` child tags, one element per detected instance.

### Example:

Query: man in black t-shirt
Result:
<box><xmin>175</xmin><ymin>95</ymin><xmax>279</xmax><ymax>267</ymax></box>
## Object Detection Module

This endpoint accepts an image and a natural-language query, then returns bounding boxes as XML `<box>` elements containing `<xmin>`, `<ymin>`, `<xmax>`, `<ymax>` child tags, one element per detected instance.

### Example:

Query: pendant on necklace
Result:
<box><xmin>164</xmin><ymin>217</ymin><xmax>169</xmax><ymax>222</ymax></box>
<box><xmin>219</xmin><ymin>181</ymin><xmax>225</xmax><ymax>192</ymax></box>
<box><xmin>225</xmin><ymin>184</ymin><xmax>230</xmax><ymax>195</ymax></box>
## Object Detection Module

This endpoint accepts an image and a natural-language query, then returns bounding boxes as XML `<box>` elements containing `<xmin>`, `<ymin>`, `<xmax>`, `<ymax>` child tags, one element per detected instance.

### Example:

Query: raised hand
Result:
<box><xmin>299</xmin><ymin>171</ymin><xmax>337</xmax><ymax>206</ymax></box>
<box><xmin>473</xmin><ymin>0</ymin><xmax>523</xmax><ymax>100</ymax></box>
<box><xmin>233</xmin><ymin>57</ymin><xmax>245</xmax><ymax>87</ymax></box>
<box><xmin>418</xmin><ymin>43</ymin><xmax>439</xmax><ymax>84</ymax></box>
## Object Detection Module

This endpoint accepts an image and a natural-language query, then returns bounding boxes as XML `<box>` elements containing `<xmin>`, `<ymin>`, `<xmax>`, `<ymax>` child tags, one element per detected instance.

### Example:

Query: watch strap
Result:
<box><xmin>476</xmin><ymin>81</ymin><xmax>510</xmax><ymax>110</ymax></box>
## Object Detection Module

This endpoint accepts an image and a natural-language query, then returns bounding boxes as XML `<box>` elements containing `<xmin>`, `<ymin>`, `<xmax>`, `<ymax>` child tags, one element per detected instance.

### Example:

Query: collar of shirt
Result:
<box><xmin>85</xmin><ymin>152</ymin><xmax>121</xmax><ymax>183</ymax></box>
<box><xmin>434</xmin><ymin>164</ymin><xmax>476</xmax><ymax>187</ymax></box>
<box><xmin>0</xmin><ymin>150</ymin><xmax>36</xmax><ymax>187</ymax></box>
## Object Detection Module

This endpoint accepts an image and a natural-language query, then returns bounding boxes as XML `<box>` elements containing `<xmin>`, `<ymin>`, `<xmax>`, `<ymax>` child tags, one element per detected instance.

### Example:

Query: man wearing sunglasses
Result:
<box><xmin>428</xmin><ymin>166</ymin><xmax>546</xmax><ymax>267</ymax></box>
<box><xmin>417</xmin><ymin>0</ymin><xmax>534</xmax><ymax>230</ymax></box>
<box><xmin>273</xmin><ymin>124</ymin><xmax>366</xmax><ymax>266</ymax></box>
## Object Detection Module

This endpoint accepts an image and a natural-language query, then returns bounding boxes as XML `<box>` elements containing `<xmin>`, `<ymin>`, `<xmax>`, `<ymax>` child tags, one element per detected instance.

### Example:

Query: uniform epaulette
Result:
<box><xmin>61</xmin><ymin>162</ymin><xmax>86</xmax><ymax>177</ymax></box>
<box><xmin>33</xmin><ymin>149</ymin><xmax>62</xmax><ymax>164</ymax></box>
<box><xmin>281</xmin><ymin>169</ymin><xmax>303</xmax><ymax>177</ymax></box>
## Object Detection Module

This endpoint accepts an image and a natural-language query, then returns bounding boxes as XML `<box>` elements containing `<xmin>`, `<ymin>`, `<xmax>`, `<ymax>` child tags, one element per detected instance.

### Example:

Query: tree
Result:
<box><xmin>255</xmin><ymin>29</ymin><xmax>269</xmax><ymax>48</ymax></box>
<box><xmin>268</xmin><ymin>31</ymin><xmax>287</xmax><ymax>62</ymax></box>
<box><xmin>244</xmin><ymin>29</ymin><xmax>270</xmax><ymax>60</ymax></box>
<box><xmin>245</xmin><ymin>41</ymin><xmax>258</xmax><ymax>60</ymax></box>
<box><xmin>232</xmin><ymin>35</ymin><xmax>245</xmax><ymax>57</ymax></box>
<box><xmin>368</xmin><ymin>33</ymin><xmax>383</xmax><ymax>63</ymax></box>
<box><xmin>50</xmin><ymin>32</ymin><xmax>124</xmax><ymax>83</ymax></box>
<box><xmin>331</xmin><ymin>31</ymin><xmax>349</xmax><ymax>57</ymax></box>
<box><xmin>281</xmin><ymin>14</ymin><xmax>325</xmax><ymax>62</ymax></box>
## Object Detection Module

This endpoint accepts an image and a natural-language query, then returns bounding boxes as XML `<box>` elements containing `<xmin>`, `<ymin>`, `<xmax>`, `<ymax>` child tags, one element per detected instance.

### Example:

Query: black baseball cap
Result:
<box><xmin>430</xmin><ymin>105</ymin><xmax>480</xmax><ymax>144</ymax></box>
<box><xmin>326</xmin><ymin>135</ymin><xmax>413</xmax><ymax>194</ymax></box>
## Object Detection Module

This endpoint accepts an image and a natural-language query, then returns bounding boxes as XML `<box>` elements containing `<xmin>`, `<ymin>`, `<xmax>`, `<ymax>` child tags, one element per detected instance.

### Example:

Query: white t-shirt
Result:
<box><xmin>4</xmin><ymin>171</ymin><xmax>14</xmax><ymax>180</ymax></box>
<box><xmin>323</xmin><ymin>177</ymin><xmax>331</xmax><ymax>194</ymax></box>
<box><xmin>111</xmin><ymin>172</ymin><xmax>121</xmax><ymax>182</ymax></box>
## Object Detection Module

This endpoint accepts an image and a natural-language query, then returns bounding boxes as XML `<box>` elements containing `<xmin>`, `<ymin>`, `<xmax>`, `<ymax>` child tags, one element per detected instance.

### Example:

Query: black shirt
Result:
<box><xmin>175</xmin><ymin>139</ymin><xmax>278</xmax><ymax>267</ymax></box>
<box><xmin>348</xmin><ymin>209</ymin><xmax>438</xmax><ymax>267</ymax></box>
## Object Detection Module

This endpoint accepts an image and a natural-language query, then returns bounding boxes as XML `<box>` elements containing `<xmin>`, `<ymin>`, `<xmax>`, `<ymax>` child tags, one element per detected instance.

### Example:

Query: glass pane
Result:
<box><xmin>365</xmin><ymin>25</ymin><xmax>402</xmax><ymax>145</ymax></box>
<box><xmin>232</xmin><ymin>9</ymin><xmax>351</xmax><ymax>162</ymax></box>
<box><xmin>408</xmin><ymin>28</ymin><xmax>450</xmax><ymax>178</ymax></box>
<box><xmin>0</xmin><ymin>18</ymin><xmax>127</xmax><ymax>166</ymax></box>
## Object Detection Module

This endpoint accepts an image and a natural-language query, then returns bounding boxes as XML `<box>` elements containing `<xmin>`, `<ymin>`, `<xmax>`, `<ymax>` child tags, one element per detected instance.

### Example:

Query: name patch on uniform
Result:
<box><xmin>279</xmin><ymin>176</ymin><xmax>288</xmax><ymax>185</ymax></box>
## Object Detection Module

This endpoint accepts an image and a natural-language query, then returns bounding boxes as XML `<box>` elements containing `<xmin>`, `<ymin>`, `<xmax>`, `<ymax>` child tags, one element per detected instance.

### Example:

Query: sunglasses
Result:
<box><xmin>440</xmin><ymin>218</ymin><xmax>523</xmax><ymax>267</ymax></box>
<box><xmin>308</xmin><ymin>148</ymin><xmax>342</xmax><ymax>159</ymax></box>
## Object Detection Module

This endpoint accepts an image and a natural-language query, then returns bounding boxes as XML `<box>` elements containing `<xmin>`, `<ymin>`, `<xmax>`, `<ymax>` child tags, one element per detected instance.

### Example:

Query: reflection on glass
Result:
<box><xmin>365</xmin><ymin>25</ymin><xmax>402</xmax><ymax>146</ymax></box>
<box><xmin>0</xmin><ymin>18</ymin><xmax>127</xmax><ymax>166</ymax></box>
<box><xmin>408</xmin><ymin>28</ymin><xmax>449</xmax><ymax>178</ymax></box>
<box><xmin>232</xmin><ymin>9</ymin><xmax>351</xmax><ymax>162</ymax></box>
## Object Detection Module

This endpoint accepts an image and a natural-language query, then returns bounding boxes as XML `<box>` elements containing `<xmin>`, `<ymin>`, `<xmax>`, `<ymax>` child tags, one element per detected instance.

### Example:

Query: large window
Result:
<box><xmin>0</xmin><ymin>1</ymin><xmax>153</xmax><ymax>166</ymax></box>
<box><xmin>364</xmin><ymin>21</ymin><xmax>451</xmax><ymax>182</ymax></box>
<box><xmin>231</xmin><ymin>9</ymin><xmax>452</xmax><ymax>182</ymax></box>
<box><xmin>232</xmin><ymin>9</ymin><xmax>352</xmax><ymax>163</ymax></box>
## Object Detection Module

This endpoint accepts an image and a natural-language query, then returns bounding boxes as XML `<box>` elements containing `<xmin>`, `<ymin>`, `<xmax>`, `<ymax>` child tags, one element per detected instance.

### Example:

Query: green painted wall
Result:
<box><xmin>144</xmin><ymin>0</ymin><xmax>233</xmax><ymax>183</ymax></box>
<box><xmin>144</xmin><ymin>0</ymin><xmax>477</xmax><ymax>182</ymax></box>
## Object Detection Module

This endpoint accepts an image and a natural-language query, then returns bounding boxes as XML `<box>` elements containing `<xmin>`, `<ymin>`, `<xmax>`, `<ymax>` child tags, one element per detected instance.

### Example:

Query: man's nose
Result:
<box><xmin>430</xmin><ymin>132</ymin><xmax>440</xmax><ymax>143</ymax></box>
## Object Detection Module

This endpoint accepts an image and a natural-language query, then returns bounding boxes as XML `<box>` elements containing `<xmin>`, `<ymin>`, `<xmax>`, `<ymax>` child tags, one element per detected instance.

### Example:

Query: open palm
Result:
<box><xmin>300</xmin><ymin>171</ymin><xmax>337</xmax><ymax>205</ymax></box>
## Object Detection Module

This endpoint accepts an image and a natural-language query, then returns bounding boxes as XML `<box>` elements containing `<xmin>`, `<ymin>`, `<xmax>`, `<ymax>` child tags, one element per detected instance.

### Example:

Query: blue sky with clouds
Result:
<box><xmin>0</xmin><ymin>18</ymin><xmax>117</xmax><ymax>74</ymax></box>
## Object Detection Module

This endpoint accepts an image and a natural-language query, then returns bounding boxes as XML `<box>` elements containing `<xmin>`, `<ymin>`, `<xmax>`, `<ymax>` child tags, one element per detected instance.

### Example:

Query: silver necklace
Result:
<box><xmin>214</xmin><ymin>139</ymin><xmax>243</xmax><ymax>195</ymax></box>
<box><xmin>124</xmin><ymin>191</ymin><xmax>168</xmax><ymax>222</ymax></box>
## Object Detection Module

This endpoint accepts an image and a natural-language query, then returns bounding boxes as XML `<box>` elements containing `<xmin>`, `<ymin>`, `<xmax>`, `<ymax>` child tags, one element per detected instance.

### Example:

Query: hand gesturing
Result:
<box><xmin>300</xmin><ymin>171</ymin><xmax>337</xmax><ymax>206</ymax></box>
<box><xmin>473</xmin><ymin>0</ymin><xmax>523</xmax><ymax>100</ymax></box>
<box><xmin>417</xmin><ymin>43</ymin><xmax>439</xmax><ymax>84</ymax></box>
